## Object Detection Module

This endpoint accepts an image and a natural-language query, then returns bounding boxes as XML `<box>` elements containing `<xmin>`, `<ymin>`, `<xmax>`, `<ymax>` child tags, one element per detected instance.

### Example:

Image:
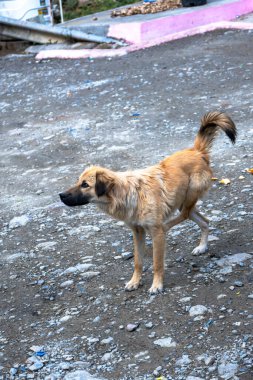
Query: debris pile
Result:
<box><xmin>111</xmin><ymin>0</ymin><xmax>182</xmax><ymax>17</ymax></box>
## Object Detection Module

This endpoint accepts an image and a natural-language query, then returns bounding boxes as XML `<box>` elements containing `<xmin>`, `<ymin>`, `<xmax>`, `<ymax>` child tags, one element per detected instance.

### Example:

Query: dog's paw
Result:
<box><xmin>148</xmin><ymin>284</ymin><xmax>164</xmax><ymax>295</ymax></box>
<box><xmin>192</xmin><ymin>244</ymin><xmax>208</xmax><ymax>256</ymax></box>
<box><xmin>125</xmin><ymin>280</ymin><xmax>140</xmax><ymax>292</ymax></box>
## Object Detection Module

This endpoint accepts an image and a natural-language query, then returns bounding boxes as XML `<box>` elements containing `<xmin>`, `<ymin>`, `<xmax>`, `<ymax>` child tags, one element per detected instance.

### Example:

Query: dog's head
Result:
<box><xmin>59</xmin><ymin>166</ymin><xmax>115</xmax><ymax>207</ymax></box>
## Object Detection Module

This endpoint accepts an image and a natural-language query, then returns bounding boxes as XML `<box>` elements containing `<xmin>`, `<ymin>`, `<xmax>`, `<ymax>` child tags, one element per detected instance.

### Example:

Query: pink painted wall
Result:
<box><xmin>109</xmin><ymin>0</ymin><xmax>253</xmax><ymax>43</ymax></box>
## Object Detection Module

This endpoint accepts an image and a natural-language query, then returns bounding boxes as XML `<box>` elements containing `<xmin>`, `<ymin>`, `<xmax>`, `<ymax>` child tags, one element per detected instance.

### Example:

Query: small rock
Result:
<box><xmin>101</xmin><ymin>352</ymin><xmax>112</xmax><ymax>362</ymax></box>
<box><xmin>126</xmin><ymin>323</ymin><xmax>139</xmax><ymax>332</ymax></box>
<box><xmin>154</xmin><ymin>337</ymin><xmax>177</xmax><ymax>348</ymax></box>
<box><xmin>176</xmin><ymin>354</ymin><xmax>191</xmax><ymax>366</ymax></box>
<box><xmin>204</xmin><ymin>356</ymin><xmax>215</xmax><ymax>366</ymax></box>
<box><xmin>100</xmin><ymin>337</ymin><xmax>113</xmax><ymax>345</ymax></box>
<box><xmin>60</xmin><ymin>280</ymin><xmax>74</xmax><ymax>288</ymax></box>
<box><xmin>217</xmin><ymin>294</ymin><xmax>227</xmax><ymax>300</ymax></box>
<box><xmin>233</xmin><ymin>280</ymin><xmax>244</xmax><ymax>287</ymax></box>
<box><xmin>145</xmin><ymin>322</ymin><xmax>153</xmax><ymax>329</ymax></box>
<box><xmin>179</xmin><ymin>297</ymin><xmax>192</xmax><ymax>303</ymax></box>
<box><xmin>10</xmin><ymin>368</ymin><xmax>18</xmax><ymax>376</ymax></box>
<box><xmin>9</xmin><ymin>215</ymin><xmax>30</xmax><ymax>229</ymax></box>
<box><xmin>80</xmin><ymin>271</ymin><xmax>100</xmax><ymax>279</ymax></box>
<box><xmin>218</xmin><ymin>362</ymin><xmax>238</xmax><ymax>379</ymax></box>
<box><xmin>189</xmin><ymin>305</ymin><xmax>208</xmax><ymax>317</ymax></box>
<box><xmin>247</xmin><ymin>294</ymin><xmax>253</xmax><ymax>299</ymax></box>
<box><xmin>60</xmin><ymin>362</ymin><xmax>71</xmax><ymax>370</ymax></box>
<box><xmin>59</xmin><ymin>315</ymin><xmax>72</xmax><ymax>323</ymax></box>
<box><xmin>28</xmin><ymin>361</ymin><xmax>44</xmax><ymax>371</ymax></box>
<box><xmin>121</xmin><ymin>251</ymin><xmax>134</xmax><ymax>260</ymax></box>
<box><xmin>153</xmin><ymin>366</ymin><xmax>163</xmax><ymax>376</ymax></box>
<box><xmin>30</xmin><ymin>346</ymin><xmax>44</xmax><ymax>353</ymax></box>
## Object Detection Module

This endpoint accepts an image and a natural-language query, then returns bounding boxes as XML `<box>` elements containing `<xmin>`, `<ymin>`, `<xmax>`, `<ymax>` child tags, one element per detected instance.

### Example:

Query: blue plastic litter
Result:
<box><xmin>36</xmin><ymin>350</ymin><xmax>46</xmax><ymax>357</ymax></box>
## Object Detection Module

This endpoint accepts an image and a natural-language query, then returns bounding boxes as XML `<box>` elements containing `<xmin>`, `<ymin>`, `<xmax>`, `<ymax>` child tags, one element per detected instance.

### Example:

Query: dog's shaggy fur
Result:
<box><xmin>60</xmin><ymin>111</ymin><xmax>237</xmax><ymax>294</ymax></box>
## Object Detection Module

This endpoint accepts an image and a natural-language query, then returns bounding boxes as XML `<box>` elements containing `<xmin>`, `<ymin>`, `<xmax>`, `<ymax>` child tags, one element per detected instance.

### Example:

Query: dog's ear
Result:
<box><xmin>95</xmin><ymin>171</ymin><xmax>114</xmax><ymax>197</ymax></box>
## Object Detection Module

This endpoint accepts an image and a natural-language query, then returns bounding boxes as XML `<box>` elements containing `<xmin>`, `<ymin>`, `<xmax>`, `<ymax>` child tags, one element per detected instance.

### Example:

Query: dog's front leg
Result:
<box><xmin>149</xmin><ymin>226</ymin><xmax>166</xmax><ymax>295</ymax></box>
<box><xmin>125</xmin><ymin>226</ymin><xmax>146</xmax><ymax>291</ymax></box>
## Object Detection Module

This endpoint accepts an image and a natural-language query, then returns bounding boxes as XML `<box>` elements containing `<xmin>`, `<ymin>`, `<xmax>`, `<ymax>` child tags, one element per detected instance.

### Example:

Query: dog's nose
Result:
<box><xmin>59</xmin><ymin>192</ymin><xmax>69</xmax><ymax>200</ymax></box>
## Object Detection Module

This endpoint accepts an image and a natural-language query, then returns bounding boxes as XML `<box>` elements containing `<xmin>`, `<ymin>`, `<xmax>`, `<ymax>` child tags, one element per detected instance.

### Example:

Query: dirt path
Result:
<box><xmin>0</xmin><ymin>29</ymin><xmax>253</xmax><ymax>379</ymax></box>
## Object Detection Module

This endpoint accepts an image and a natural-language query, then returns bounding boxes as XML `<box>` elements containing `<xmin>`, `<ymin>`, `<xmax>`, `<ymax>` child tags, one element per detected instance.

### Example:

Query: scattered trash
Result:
<box><xmin>246</xmin><ymin>168</ymin><xmax>253</xmax><ymax>174</ymax></box>
<box><xmin>219</xmin><ymin>178</ymin><xmax>231</xmax><ymax>185</ymax></box>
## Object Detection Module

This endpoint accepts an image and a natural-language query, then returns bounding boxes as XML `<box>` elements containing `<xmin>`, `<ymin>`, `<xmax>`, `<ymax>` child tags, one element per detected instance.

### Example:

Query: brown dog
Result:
<box><xmin>60</xmin><ymin>111</ymin><xmax>236</xmax><ymax>294</ymax></box>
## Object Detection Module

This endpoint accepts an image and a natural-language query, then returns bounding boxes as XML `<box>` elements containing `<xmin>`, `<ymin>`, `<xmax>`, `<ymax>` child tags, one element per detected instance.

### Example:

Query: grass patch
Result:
<box><xmin>63</xmin><ymin>0</ymin><xmax>139</xmax><ymax>21</ymax></box>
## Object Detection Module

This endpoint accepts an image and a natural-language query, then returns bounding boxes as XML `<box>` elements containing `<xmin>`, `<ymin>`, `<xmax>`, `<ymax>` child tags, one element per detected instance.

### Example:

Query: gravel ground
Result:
<box><xmin>0</xmin><ymin>29</ymin><xmax>253</xmax><ymax>380</ymax></box>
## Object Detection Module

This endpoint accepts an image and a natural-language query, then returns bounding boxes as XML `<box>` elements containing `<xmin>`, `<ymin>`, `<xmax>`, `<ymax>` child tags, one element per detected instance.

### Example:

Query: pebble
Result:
<box><xmin>247</xmin><ymin>294</ymin><xmax>253</xmax><ymax>299</ymax></box>
<box><xmin>80</xmin><ymin>271</ymin><xmax>100</xmax><ymax>279</ymax></box>
<box><xmin>176</xmin><ymin>354</ymin><xmax>192</xmax><ymax>366</ymax></box>
<box><xmin>189</xmin><ymin>305</ymin><xmax>208</xmax><ymax>317</ymax></box>
<box><xmin>59</xmin><ymin>315</ymin><xmax>72</xmax><ymax>323</ymax></box>
<box><xmin>153</xmin><ymin>337</ymin><xmax>177</xmax><ymax>348</ymax></box>
<box><xmin>218</xmin><ymin>362</ymin><xmax>238</xmax><ymax>379</ymax></box>
<box><xmin>234</xmin><ymin>280</ymin><xmax>244</xmax><ymax>287</ymax></box>
<box><xmin>144</xmin><ymin>322</ymin><xmax>153</xmax><ymax>329</ymax></box>
<box><xmin>126</xmin><ymin>323</ymin><xmax>139</xmax><ymax>332</ymax></box>
<box><xmin>28</xmin><ymin>361</ymin><xmax>44</xmax><ymax>371</ymax></box>
<box><xmin>153</xmin><ymin>365</ymin><xmax>162</xmax><ymax>376</ymax></box>
<box><xmin>62</xmin><ymin>263</ymin><xmax>93</xmax><ymax>275</ymax></box>
<box><xmin>10</xmin><ymin>367</ymin><xmax>18</xmax><ymax>376</ymax></box>
<box><xmin>101</xmin><ymin>352</ymin><xmax>112</xmax><ymax>362</ymax></box>
<box><xmin>100</xmin><ymin>337</ymin><xmax>113</xmax><ymax>345</ymax></box>
<box><xmin>121</xmin><ymin>251</ymin><xmax>134</xmax><ymax>260</ymax></box>
<box><xmin>60</xmin><ymin>280</ymin><xmax>74</xmax><ymax>288</ymax></box>
<box><xmin>9</xmin><ymin>215</ymin><xmax>30</xmax><ymax>229</ymax></box>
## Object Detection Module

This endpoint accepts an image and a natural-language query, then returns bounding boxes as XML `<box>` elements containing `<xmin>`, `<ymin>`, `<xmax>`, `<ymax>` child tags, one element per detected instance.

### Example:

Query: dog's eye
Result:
<box><xmin>81</xmin><ymin>181</ymin><xmax>89</xmax><ymax>188</ymax></box>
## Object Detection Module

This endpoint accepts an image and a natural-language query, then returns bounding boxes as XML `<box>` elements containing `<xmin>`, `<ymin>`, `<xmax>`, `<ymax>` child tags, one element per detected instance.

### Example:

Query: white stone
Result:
<box><xmin>63</xmin><ymin>263</ymin><xmax>93</xmax><ymax>275</ymax></box>
<box><xmin>208</xmin><ymin>235</ymin><xmax>220</xmax><ymax>241</ymax></box>
<box><xmin>176</xmin><ymin>354</ymin><xmax>191</xmax><ymax>366</ymax></box>
<box><xmin>154</xmin><ymin>337</ymin><xmax>177</xmax><ymax>348</ymax></box>
<box><xmin>59</xmin><ymin>315</ymin><xmax>72</xmax><ymax>323</ymax></box>
<box><xmin>36</xmin><ymin>241</ymin><xmax>57</xmax><ymax>251</ymax></box>
<box><xmin>179</xmin><ymin>297</ymin><xmax>192</xmax><ymax>303</ymax></box>
<box><xmin>215</xmin><ymin>253</ymin><xmax>252</xmax><ymax>268</ymax></box>
<box><xmin>101</xmin><ymin>352</ymin><xmax>112</xmax><ymax>362</ymax></box>
<box><xmin>9</xmin><ymin>215</ymin><xmax>30</xmax><ymax>229</ymax></box>
<box><xmin>28</xmin><ymin>361</ymin><xmax>44</xmax><ymax>371</ymax></box>
<box><xmin>189</xmin><ymin>305</ymin><xmax>208</xmax><ymax>317</ymax></box>
<box><xmin>64</xmin><ymin>370</ymin><xmax>104</xmax><ymax>380</ymax></box>
<box><xmin>30</xmin><ymin>346</ymin><xmax>44</xmax><ymax>353</ymax></box>
<box><xmin>80</xmin><ymin>271</ymin><xmax>100</xmax><ymax>279</ymax></box>
<box><xmin>218</xmin><ymin>362</ymin><xmax>238</xmax><ymax>379</ymax></box>
<box><xmin>217</xmin><ymin>294</ymin><xmax>227</xmax><ymax>300</ymax></box>
<box><xmin>60</xmin><ymin>280</ymin><xmax>74</xmax><ymax>288</ymax></box>
<box><xmin>100</xmin><ymin>337</ymin><xmax>113</xmax><ymax>345</ymax></box>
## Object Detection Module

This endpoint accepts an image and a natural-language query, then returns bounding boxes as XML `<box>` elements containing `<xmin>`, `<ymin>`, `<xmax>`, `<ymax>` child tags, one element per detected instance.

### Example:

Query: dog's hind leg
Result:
<box><xmin>190</xmin><ymin>209</ymin><xmax>209</xmax><ymax>255</ymax></box>
<box><xmin>125</xmin><ymin>226</ymin><xmax>146</xmax><ymax>291</ymax></box>
<box><xmin>163</xmin><ymin>210</ymin><xmax>189</xmax><ymax>231</ymax></box>
<box><xmin>149</xmin><ymin>226</ymin><xmax>166</xmax><ymax>295</ymax></box>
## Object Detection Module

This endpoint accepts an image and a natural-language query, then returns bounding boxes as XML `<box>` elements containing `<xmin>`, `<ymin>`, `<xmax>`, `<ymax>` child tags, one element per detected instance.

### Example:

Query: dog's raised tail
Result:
<box><xmin>194</xmin><ymin>111</ymin><xmax>237</xmax><ymax>153</ymax></box>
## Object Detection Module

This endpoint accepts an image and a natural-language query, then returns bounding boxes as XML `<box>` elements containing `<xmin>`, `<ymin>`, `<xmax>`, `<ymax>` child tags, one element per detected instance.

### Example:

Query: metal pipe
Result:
<box><xmin>0</xmin><ymin>16</ymin><xmax>125</xmax><ymax>45</ymax></box>
<box><xmin>58</xmin><ymin>0</ymin><xmax>64</xmax><ymax>23</ymax></box>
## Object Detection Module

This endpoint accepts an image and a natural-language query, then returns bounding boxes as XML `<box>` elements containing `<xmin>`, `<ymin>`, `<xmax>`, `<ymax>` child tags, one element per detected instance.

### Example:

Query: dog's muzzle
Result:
<box><xmin>59</xmin><ymin>191</ymin><xmax>90</xmax><ymax>207</ymax></box>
